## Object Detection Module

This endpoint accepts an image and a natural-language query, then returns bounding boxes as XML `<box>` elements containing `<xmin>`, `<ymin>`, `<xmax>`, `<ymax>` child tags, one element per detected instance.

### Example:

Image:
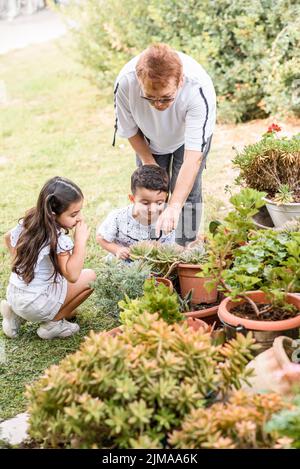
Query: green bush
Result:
<box><xmin>224</xmin><ymin>229</ymin><xmax>300</xmax><ymax>299</ymax></box>
<box><xmin>60</xmin><ymin>0</ymin><xmax>300</xmax><ymax>122</ymax></box>
<box><xmin>265</xmin><ymin>394</ymin><xmax>300</xmax><ymax>448</ymax></box>
<box><xmin>119</xmin><ymin>278</ymin><xmax>184</xmax><ymax>326</ymax></box>
<box><xmin>92</xmin><ymin>259</ymin><xmax>151</xmax><ymax>318</ymax></box>
<box><xmin>26</xmin><ymin>312</ymin><xmax>256</xmax><ymax>448</ymax></box>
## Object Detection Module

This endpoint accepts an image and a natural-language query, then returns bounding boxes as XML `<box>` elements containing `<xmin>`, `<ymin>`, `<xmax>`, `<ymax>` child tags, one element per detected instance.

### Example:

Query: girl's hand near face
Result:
<box><xmin>74</xmin><ymin>219</ymin><xmax>90</xmax><ymax>245</ymax></box>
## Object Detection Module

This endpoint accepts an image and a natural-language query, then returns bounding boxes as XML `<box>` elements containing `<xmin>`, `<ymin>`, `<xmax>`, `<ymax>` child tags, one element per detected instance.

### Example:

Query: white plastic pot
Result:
<box><xmin>263</xmin><ymin>197</ymin><xmax>300</xmax><ymax>227</ymax></box>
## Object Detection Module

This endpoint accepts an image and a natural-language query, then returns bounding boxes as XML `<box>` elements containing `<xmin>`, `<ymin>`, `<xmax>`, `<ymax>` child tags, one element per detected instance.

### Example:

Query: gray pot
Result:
<box><xmin>252</xmin><ymin>205</ymin><xmax>274</xmax><ymax>230</ymax></box>
<box><xmin>263</xmin><ymin>197</ymin><xmax>300</xmax><ymax>227</ymax></box>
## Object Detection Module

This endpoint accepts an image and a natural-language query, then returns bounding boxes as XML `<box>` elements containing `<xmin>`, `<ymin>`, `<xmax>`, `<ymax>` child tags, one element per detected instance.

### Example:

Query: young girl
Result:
<box><xmin>1</xmin><ymin>176</ymin><xmax>96</xmax><ymax>340</ymax></box>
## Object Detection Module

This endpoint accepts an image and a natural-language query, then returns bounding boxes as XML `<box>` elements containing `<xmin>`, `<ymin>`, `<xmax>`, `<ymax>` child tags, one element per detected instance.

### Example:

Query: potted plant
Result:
<box><xmin>233</xmin><ymin>124</ymin><xmax>300</xmax><ymax>227</ymax></box>
<box><xmin>119</xmin><ymin>278</ymin><xmax>208</xmax><ymax>332</ymax></box>
<box><xmin>199</xmin><ymin>190</ymin><xmax>300</xmax><ymax>352</ymax></box>
<box><xmin>25</xmin><ymin>312</ymin><xmax>256</xmax><ymax>449</ymax></box>
<box><xmin>218</xmin><ymin>292</ymin><xmax>300</xmax><ymax>354</ymax></box>
<box><xmin>218</xmin><ymin>228</ymin><xmax>300</xmax><ymax>351</ymax></box>
<box><xmin>177</xmin><ymin>244</ymin><xmax>218</xmax><ymax>305</ymax></box>
<box><xmin>129</xmin><ymin>241</ymin><xmax>183</xmax><ymax>279</ymax></box>
<box><xmin>178</xmin><ymin>289</ymin><xmax>221</xmax><ymax>326</ymax></box>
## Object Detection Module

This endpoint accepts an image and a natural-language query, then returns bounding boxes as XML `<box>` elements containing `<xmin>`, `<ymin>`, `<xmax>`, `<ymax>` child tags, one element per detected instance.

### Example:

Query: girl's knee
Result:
<box><xmin>82</xmin><ymin>268</ymin><xmax>97</xmax><ymax>284</ymax></box>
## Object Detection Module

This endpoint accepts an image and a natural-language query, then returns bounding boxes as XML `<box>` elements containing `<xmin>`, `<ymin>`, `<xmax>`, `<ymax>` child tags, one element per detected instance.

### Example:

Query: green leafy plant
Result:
<box><xmin>169</xmin><ymin>390</ymin><xmax>292</xmax><ymax>449</ymax></box>
<box><xmin>177</xmin><ymin>290</ymin><xmax>194</xmax><ymax>313</ymax></box>
<box><xmin>200</xmin><ymin>188</ymin><xmax>300</xmax><ymax>318</ymax></box>
<box><xmin>26</xmin><ymin>312</ymin><xmax>256</xmax><ymax>449</ymax></box>
<box><xmin>223</xmin><ymin>229</ymin><xmax>300</xmax><ymax>316</ymax></box>
<box><xmin>265</xmin><ymin>394</ymin><xmax>300</xmax><ymax>449</ymax></box>
<box><xmin>233</xmin><ymin>130</ymin><xmax>300</xmax><ymax>202</ymax></box>
<box><xmin>119</xmin><ymin>278</ymin><xmax>184</xmax><ymax>326</ymax></box>
<box><xmin>92</xmin><ymin>259</ymin><xmax>151</xmax><ymax>318</ymax></box>
<box><xmin>129</xmin><ymin>241</ymin><xmax>209</xmax><ymax>279</ymax></box>
<box><xmin>199</xmin><ymin>188</ymin><xmax>266</xmax><ymax>307</ymax></box>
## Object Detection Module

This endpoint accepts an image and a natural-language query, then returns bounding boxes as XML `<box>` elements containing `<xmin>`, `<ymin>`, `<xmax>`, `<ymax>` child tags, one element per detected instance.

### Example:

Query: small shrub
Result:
<box><xmin>169</xmin><ymin>390</ymin><xmax>292</xmax><ymax>449</ymax></box>
<box><xmin>26</xmin><ymin>313</ymin><xmax>256</xmax><ymax>448</ymax></box>
<box><xmin>92</xmin><ymin>259</ymin><xmax>151</xmax><ymax>318</ymax></box>
<box><xmin>233</xmin><ymin>130</ymin><xmax>300</xmax><ymax>201</ymax></box>
<box><xmin>265</xmin><ymin>394</ymin><xmax>300</xmax><ymax>449</ymax></box>
<box><xmin>119</xmin><ymin>278</ymin><xmax>184</xmax><ymax>326</ymax></box>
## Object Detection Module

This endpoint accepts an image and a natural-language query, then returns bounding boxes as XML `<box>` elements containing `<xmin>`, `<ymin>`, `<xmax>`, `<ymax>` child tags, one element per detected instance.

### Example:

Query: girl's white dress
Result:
<box><xmin>6</xmin><ymin>222</ymin><xmax>73</xmax><ymax>322</ymax></box>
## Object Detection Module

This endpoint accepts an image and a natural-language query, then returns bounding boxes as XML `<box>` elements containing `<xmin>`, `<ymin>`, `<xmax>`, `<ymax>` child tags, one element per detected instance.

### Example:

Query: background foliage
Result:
<box><xmin>61</xmin><ymin>0</ymin><xmax>300</xmax><ymax>123</ymax></box>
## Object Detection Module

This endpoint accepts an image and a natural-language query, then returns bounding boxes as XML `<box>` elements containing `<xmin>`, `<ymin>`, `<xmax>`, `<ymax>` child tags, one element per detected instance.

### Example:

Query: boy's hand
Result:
<box><xmin>116</xmin><ymin>246</ymin><xmax>130</xmax><ymax>260</ymax></box>
<box><xmin>74</xmin><ymin>220</ymin><xmax>90</xmax><ymax>244</ymax></box>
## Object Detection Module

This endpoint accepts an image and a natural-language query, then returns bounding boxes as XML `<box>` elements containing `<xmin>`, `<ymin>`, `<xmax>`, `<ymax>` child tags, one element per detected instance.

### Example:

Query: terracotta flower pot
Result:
<box><xmin>242</xmin><ymin>336</ymin><xmax>300</xmax><ymax>395</ymax></box>
<box><xmin>177</xmin><ymin>263</ymin><xmax>218</xmax><ymax>305</ymax></box>
<box><xmin>106</xmin><ymin>326</ymin><xmax>123</xmax><ymax>337</ymax></box>
<box><xmin>218</xmin><ymin>291</ymin><xmax>300</xmax><ymax>353</ymax></box>
<box><xmin>184</xmin><ymin>317</ymin><xmax>210</xmax><ymax>333</ymax></box>
<box><xmin>183</xmin><ymin>304</ymin><xmax>221</xmax><ymax>326</ymax></box>
<box><xmin>154</xmin><ymin>277</ymin><xmax>173</xmax><ymax>293</ymax></box>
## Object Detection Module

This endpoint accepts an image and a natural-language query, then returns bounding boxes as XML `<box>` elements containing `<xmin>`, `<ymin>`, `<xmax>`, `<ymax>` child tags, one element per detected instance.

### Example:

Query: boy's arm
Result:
<box><xmin>4</xmin><ymin>231</ymin><xmax>16</xmax><ymax>257</ymax></box>
<box><xmin>96</xmin><ymin>235</ymin><xmax>130</xmax><ymax>260</ymax></box>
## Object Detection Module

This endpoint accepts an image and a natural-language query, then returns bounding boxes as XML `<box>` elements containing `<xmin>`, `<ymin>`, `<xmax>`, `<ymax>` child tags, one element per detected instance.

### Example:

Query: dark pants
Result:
<box><xmin>136</xmin><ymin>135</ymin><xmax>212</xmax><ymax>246</ymax></box>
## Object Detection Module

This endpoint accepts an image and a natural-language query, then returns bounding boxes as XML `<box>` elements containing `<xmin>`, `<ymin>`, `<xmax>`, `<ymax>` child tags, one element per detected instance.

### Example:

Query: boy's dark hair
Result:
<box><xmin>131</xmin><ymin>165</ymin><xmax>169</xmax><ymax>194</ymax></box>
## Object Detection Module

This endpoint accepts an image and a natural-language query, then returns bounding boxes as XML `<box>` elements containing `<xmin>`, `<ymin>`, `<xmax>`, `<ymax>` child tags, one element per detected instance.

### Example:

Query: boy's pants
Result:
<box><xmin>136</xmin><ymin>135</ymin><xmax>213</xmax><ymax>246</ymax></box>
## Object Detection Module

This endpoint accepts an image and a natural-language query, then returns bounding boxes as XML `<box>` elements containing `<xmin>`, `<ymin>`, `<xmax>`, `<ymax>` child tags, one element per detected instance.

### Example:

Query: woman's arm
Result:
<box><xmin>128</xmin><ymin>130</ymin><xmax>158</xmax><ymax>165</ymax></box>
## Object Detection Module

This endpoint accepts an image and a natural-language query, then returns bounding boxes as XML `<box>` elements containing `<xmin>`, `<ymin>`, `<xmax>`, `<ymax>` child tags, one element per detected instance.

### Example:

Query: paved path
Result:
<box><xmin>0</xmin><ymin>8</ymin><xmax>67</xmax><ymax>55</ymax></box>
<box><xmin>0</xmin><ymin>412</ymin><xmax>29</xmax><ymax>445</ymax></box>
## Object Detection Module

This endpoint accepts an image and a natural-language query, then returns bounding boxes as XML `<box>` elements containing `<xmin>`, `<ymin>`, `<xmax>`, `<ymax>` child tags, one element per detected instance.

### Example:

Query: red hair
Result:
<box><xmin>136</xmin><ymin>43</ymin><xmax>183</xmax><ymax>89</ymax></box>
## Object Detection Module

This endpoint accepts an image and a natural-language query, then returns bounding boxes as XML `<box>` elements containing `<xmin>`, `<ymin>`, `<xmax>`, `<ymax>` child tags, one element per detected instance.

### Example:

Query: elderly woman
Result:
<box><xmin>113</xmin><ymin>43</ymin><xmax>216</xmax><ymax>246</ymax></box>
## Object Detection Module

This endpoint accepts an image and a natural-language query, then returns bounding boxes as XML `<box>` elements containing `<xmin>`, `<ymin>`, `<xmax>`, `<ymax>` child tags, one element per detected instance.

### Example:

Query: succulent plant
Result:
<box><xmin>26</xmin><ymin>313</ymin><xmax>256</xmax><ymax>449</ymax></box>
<box><xmin>129</xmin><ymin>241</ymin><xmax>183</xmax><ymax>278</ymax></box>
<box><xmin>274</xmin><ymin>184</ymin><xmax>294</xmax><ymax>205</ymax></box>
<box><xmin>276</xmin><ymin>217</ymin><xmax>300</xmax><ymax>233</ymax></box>
<box><xmin>119</xmin><ymin>278</ymin><xmax>184</xmax><ymax>326</ymax></box>
<box><xmin>179</xmin><ymin>244</ymin><xmax>208</xmax><ymax>265</ymax></box>
<box><xmin>169</xmin><ymin>390</ymin><xmax>292</xmax><ymax>449</ymax></box>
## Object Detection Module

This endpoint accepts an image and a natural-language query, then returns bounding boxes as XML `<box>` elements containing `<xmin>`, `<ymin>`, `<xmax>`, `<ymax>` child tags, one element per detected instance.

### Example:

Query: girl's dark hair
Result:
<box><xmin>12</xmin><ymin>176</ymin><xmax>83</xmax><ymax>284</ymax></box>
<box><xmin>131</xmin><ymin>165</ymin><xmax>169</xmax><ymax>194</ymax></box>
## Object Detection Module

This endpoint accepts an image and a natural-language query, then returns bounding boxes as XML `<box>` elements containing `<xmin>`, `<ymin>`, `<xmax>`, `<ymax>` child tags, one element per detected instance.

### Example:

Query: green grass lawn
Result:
<box><xmin>0</xmin><ymin>37</ymin><xmax>244</xmax><ymax>420</ymax></box>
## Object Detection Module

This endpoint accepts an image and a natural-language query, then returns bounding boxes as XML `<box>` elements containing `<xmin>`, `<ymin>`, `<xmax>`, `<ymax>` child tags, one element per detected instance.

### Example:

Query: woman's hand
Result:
<box><xmin>155</xmin><ymin>205</ymin><xmax>181</xmax><ymax>236</ymax></box>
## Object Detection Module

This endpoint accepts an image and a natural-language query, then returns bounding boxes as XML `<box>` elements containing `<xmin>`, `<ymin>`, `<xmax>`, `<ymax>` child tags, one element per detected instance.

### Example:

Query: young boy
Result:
<box><xmin>96</xmin><ymin>165</ymin><xmax>175</xmax><ymax>260</ymax></box>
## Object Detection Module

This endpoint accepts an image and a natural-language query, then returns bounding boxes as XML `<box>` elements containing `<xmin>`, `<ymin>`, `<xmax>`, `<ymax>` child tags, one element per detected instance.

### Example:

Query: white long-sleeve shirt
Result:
<box><xmin>113</xmin><ymin>51</ymin><xmax>216</xmax><ymax>155</ymax></box>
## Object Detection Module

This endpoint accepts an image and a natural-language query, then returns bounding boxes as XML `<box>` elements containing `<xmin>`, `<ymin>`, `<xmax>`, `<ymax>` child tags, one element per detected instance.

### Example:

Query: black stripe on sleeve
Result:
<box><xmin>112</xmin><ymin>82</ymin><xmax>119</xmax><ymax>147</ymax></box>
<box><xmin>199</xmin><ymin>87</ymin><xmax>209</xmax><ymax>152</ymax></box>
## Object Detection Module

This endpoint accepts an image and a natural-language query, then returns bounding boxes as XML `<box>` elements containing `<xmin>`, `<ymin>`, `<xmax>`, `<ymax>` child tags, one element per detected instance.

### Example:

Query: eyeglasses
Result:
<box><xmin>140</xmin><ymin>93</ymin><xmax>176</xmax><ymax>104</ymax></box>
